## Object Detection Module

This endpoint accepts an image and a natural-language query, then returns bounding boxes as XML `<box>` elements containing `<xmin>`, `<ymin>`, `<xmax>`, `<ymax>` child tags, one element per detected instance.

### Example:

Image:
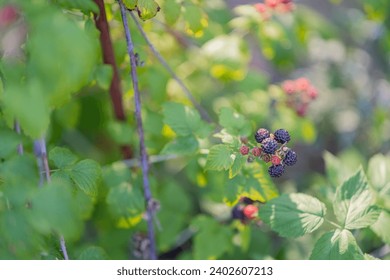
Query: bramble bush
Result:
<box><xmin>0</xmin><ymin>0</ymin><xmax>389</xmax><ymax>260</ymax></box>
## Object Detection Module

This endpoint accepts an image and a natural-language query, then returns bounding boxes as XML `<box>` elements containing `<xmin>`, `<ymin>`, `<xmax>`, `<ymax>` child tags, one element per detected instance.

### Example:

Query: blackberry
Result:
<box><xmin>274</xmin><ymin>129</ymin><xmax>290</xmax><ymax>144</ymax></box>
<box><xmin>268</xmin><ymin>164</ymin><xmax>285</xmax><ymax>178</ymax></box>
<box><xmin>261</xmin><ymin>138</ymin><xmax>278</xmax><ymax>154</ymax></box>
<box><xmin>232</xmin><ymin>205</ymin><xmax>245</xmax><ymax>220</ymax></box>
<box><xmin>255</xmin><ymin>128</ymin><xmax>270</xmax><ymax>143</ymax></box>
<box><xmin>283</xmin><ymin>149</ymin><xmax>297</xmax><ymax>166</ymax></box>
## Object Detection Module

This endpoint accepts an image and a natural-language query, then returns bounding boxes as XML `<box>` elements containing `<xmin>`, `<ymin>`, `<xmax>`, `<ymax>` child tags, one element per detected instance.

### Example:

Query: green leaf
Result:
<box><xmin>106</xmin><ymin>121</ymin><xmax>133</xmax><ymax>145</ymax></box>
<box><xmin>183</xmin><ymin>4</ymin><xmax>206</xmax><ymax>34</ymax></box>
<box><xmin>242</xmin><ymin>162</ymin><xmax>279</xmax><ymax>203</ymax></box>
<box><xmin>323</xmin><ymin>151</ymin><xmax>353</xmax><ymax>187</ymax></box>
<box><xmin>70</xmin><ymin>159</ymin><xmax>101</xmax><ymax>197</ymax></box>
<box><xmin>162</xmin><ymin>102</ymin><xmax>202</xmax><ymax>137</ymax></box>
<box><xmin>205</xmin><ymin>144</ymin><xmax>233</xmax><ymax>171</ymax></box>
<box><xmin>106</xmin><ymin>182</ymin><xmax>145</xmax><ymax>228</ymax></box>
<box><xmin>367</xmin><ymin>154</ymin><xmax>390</xmax><ymax>191</ymax></box>
<box><xmin>334</xmin><ymin>168</ymin><xmax>381</xmax><ymax>229</ymax></box>
<box><xmin>94</xmin><ymin>64</ymin><xmax>113</xmax><ymax>90</ymax></box>
<box><xmin>102</xmin><ymin>162</ymin><xmax>132</xmax><ymax>189</ymax></box>
<box><xmin>78</xmin><ymin>246</ymin><xmax>108</xmax><ymax>260</ymax></box>
<box><xmin>0</xmin><ymin>128</ymin><xmax>22</xmax><ymax>158</ymax></box>
<box><xmin>218</xmin><ymin>107</ymin><xmax>251</xmax><ymax>137</ymax></box>
<box><xmin>229</xmin><ymin>154</ymin><xmax>246</xmax><ymax>179</ymax></box>
<box><xmin>163</xmin><ymin>0</ymin><xmax>181</xmax><ymax>25</ymax></box>
<box><xmin>161</xmin><ymin>135</ymin><xmax>199</xmax><ymax>155</ymax></box>
<box><xmin>30</xmin><ymin>182</ymin><xmax>83</xmax><ymax>240</ymax></box>
<box><xmin>123</xmin><ymin>0</ymin><xmax>138</xmax><ymax>10</ymax></box>
<box><xmin>2</xmin><ymin>82</ymin><xmax>50</xmax><ymax>139</ymax></box>
<box><xmin>137</xmin><ymin>0</ymin><xmax>160</xmax><ymax>20</ymax></box>
<box><xmin>260</xmin><ymin>193</ymin><xmax>326</xmax><ymax>238</ymax></box>
<box><xmin>371</xmin><ymin>210</ymin><xmax>390</xmax><ymax>245</ymax></box>
<box><xmin>156</xmin><ymin>181</ymin><xmax>192</xmax><ymax>252</ymax></box>
<box><xmin>191</xmin><ymin>215</ymin><xmax>234</xmax><ymax>259</ymax></box>
<box><xmin>0</xmin><ymin>210</ymin><xmax>43</xmax><ymax>259</ymax></box>
<box><xmin>310</xmin><ymin>229</ymin><xmax>364</xmax><ymax>260</ymax></box>
<box><xmin>49</xmin><ymin>147</ymin><xmax>78</xmax><ymax>169</ymax></box>
<box><xmin>55</xmin><ymin>0</ymin><xmax>99</xmax><ymax>14</ymax></box>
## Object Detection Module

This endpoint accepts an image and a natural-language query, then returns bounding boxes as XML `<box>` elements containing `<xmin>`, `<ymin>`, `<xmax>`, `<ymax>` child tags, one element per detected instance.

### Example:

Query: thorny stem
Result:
<box><xmin>33</xmin><ymin>138</ymin><xmax>70</xmax><ymax>260</ymax></box>
<box><xmin>128</xmin><ymin>11</ymin><xmax>213</xmax><ymax>123</ymax></box>
<box><xmin>118</xmin><ymin>0</ymin><xmax>157</xmax><ymax>260</ymax></box>
<box><xmin>93</xmin><ymin>0</ymin><xmax>133</xmax><ymax>159</ymax></box>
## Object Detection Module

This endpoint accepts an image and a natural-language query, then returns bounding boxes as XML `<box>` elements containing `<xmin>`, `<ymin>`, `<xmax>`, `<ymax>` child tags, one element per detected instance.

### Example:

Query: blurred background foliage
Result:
<box><xmin>0</xmin><ymin>0</ymin><xmax>389</xmax><ymax>259</ymax></box>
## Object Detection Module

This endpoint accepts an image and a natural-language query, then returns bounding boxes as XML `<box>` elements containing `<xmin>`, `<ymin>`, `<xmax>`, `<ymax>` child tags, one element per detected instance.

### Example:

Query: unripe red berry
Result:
<box><xmin>265</xmin><ymin>0</ymin><xmax>279</xmax><ymax>9</ymax></box>
<box><xmin>282</xmin><ymin>80</ymin><xmax>296</xmax><ymax>95</ymax></box>
<box><xmin>261</xmin><ymin>153</ymin><xmax>271</xmax><ymax>163</ymax></box>
<box><xmin>243</xmin><ymin>205</ymin><xmax>258</xmax><ymax>219</ymax></box>
<box><xmin>271</xmin><ymin>155</ymin><xmax>281</xmax><ymax>165</ymax></box>
<box><xmin>252</xmin><ymin>147</ymin><xmax>262</xmax><ymax>157</ymax></box>
<box><xmin>240</xmin><ymin>145</ymin><xmax>249</xmax><ymax>155</ymax></box>
<box><xmin>307</xmin><ymin>86</ymin><xmax>318</xmax><ymax>99</ymax></box>
<box><xmin>295</xmin><ymin>77</ymin><xmax>310</xmax><ymax>92</ymax></box>
<box><xmin>0</xmin><ymin>5</ymin><xmax>19</xmax><ymax>27</ymax></box>
<box><xmin>254</xmin><ymin>3</ymin><xmax>268</xmax><ymax>13</ymax></box>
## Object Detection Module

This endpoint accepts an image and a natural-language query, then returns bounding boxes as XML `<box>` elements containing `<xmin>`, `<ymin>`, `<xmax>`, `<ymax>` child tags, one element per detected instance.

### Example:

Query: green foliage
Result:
<box><xmin>334</xmin><ymin>169</ymin><xmax>380</xmax><ymax>230</ymax></box>
<box><xmin>310</xmin><ymin>229</ymin><xmax>364</xmax><ymax>260</ymax></box>
<box><xmin>191</xmin><ymin>215</ymin><xmax>234</xmax><ymax>259</ymax></box>
<box><xmin>260</xmin><ymin>193</ymin><xmax>326</xmax><ymax>238</ymax></box>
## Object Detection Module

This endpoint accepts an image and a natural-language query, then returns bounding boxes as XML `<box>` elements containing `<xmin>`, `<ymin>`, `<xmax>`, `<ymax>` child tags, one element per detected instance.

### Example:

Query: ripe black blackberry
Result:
<box><xmin>274</xmin><ymin>129</ymin><xmax>290</xmax><ymax>144</ymax></box>
<box><xmin>283</xmin><ymin>149</ymin><xmax>297</xmax><ymax>166</ymax></box>
<box><xmin>268</xmin><ymin>164</ymin><xmax>285</xmax><ymax>178</ymax></box>
<box><xmin>261</xmin><ymin>138</ymin><xmax>278</xmax><ymax>154</ymax></box>
<box><xmin>255</xmin><ymin>128</ymin><xmax>270</xmax><ymax>143</ymax></box>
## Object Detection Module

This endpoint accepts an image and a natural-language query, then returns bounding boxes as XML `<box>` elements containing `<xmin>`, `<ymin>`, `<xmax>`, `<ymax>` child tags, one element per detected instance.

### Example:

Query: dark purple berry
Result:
<box><xmin>240</xmin><ymin>197</ymin><xmax>254</xmax><ymax>205</ymax></box>
<box><xmin>283</xmin><ymin>149</ymin><xmax>297</xmax><ymax>166</ymax></box>
<box><xmin>255</xmin><ymin>128</ymin><xmax>270</xmax><ymax>143</ymax></box>
<box><xmin>268</xmin><ymin>164</ymin><xmax>285</xmax><ymax>178</ymax></box>
<box><xmin>232</xmin><ymin>205</ymin><xmax>245</xmax><ymax>220</ymax></box>
<box><xmin>261</xmin><ymin>138</ymin><xmax>278</xmax><ymax>154</ymax></box>
<box><xmin>274</xmin><ymin>129</ymin><xmax>291</xmax><ymax>144</ymax></box>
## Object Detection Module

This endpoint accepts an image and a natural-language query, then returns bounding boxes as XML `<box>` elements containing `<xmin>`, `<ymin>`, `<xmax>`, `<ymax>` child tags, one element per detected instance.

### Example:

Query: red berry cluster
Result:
<box><xmin>254</xmin><ymin>0</ymin><xmax>294</xmax><ymax>20</ymax></box>
<box><xmin>281</xmin><ymin>77</ymin><xmax>318</xmax><ymax>117</ymax></box>
<box><xmin>239</xmin><ymin>128</ymin><xmax>297</xmax><ymax>178</ymax></box>
<box><xmin>232</xmin><ymin>197</ymin><xmax>261</xmax><ymax>224</ymax></box>
<box><xmin>0</xmin><ymin>5</ymin><xmax>19</xmax><ymax>28</ymax></box>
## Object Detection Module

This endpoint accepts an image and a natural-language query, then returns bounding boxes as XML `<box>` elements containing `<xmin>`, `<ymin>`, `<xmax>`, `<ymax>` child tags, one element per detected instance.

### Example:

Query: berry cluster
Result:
<box><xmin>254</xmin><ymin>0</ymin><xmax>294</xmax><ymax>20</ymax></box>
<box><xmin>232</xmin><ymin>197</ymin><xmax>260</xmax><ymax>224</ymax></box>
<box><xmin>239</xmin><ymin>128</ymin><xmax>297</xmax><ymax>178</ymax></box>
<box><xmin>282</xmin><ymin>77</ymin><xmax>318</xmax><ymax>116</ymax></box>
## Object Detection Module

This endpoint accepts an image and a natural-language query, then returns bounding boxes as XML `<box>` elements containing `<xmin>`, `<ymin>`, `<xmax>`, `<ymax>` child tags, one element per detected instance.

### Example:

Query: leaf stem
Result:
<box><xmin>33</xmin><ymin>137</ymin><xmax>70</xmax><ymax>260</ymax></box>
<box><xmin>118</xmin><ymin>0</ymin><xmax>157</xmax><ymax>260</ymax></box>
<box><xmin>324</xmin><ymin>218</ymin><xmax>341</xmax><ymax>229</ymax></box>
<box><xmin>127</xmin><ymin>10</ymin><xmax>213</xmax><ymax>123</ymax></box>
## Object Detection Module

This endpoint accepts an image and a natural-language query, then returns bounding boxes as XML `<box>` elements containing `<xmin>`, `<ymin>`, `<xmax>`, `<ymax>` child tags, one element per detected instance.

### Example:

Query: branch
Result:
<box><xmin>118</xmin><ymin>0</ymin><xmax>157</xmax><ymax>260</ymax></box>
<box><xmin>128</xmin><ymin>11</ymin><xmax>213</xmax><ymax>123</ymax></box>
<box><xmin>13</xmin><ymin>120</ymin><xmax>23</xmax><ymax>155</ymax></box>
<box><xmin>33</xmin><ymin>137</ymin><xmax>69</xmax><ymax>260</ymax></box>
<box><xmin>93</xmin><ymin>0</ymin><xmax>133</xmax><ymax>159</ymax></box>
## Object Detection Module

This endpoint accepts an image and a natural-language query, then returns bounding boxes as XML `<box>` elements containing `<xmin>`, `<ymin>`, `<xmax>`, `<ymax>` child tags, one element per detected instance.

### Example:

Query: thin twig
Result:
<box><xmin>13</xmin><ymin>120</ymin><xmax>23</xmax><ymax>155</ymax></box>
<box><xmin>33</xmin><ymin>138</ymin><xmax>70</xmax><ymax>260</ymax></box>
<box><xmin>94</xmin><ymin>0</ymin><xmax>133</xmax><ymax>159</ymax></box>
<box><xmin>118</xmin><ymin>0</ymin><xmax>157</xmax><ymax>260</ymax></box>
<box><xmin>128</xmin><ymin>10</ymin><xmax>213</xmax><ymax>123</ymax></box>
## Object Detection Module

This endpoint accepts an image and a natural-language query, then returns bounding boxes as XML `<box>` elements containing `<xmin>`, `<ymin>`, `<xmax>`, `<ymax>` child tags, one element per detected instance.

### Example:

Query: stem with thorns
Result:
<box><xmin>118</xmin><ymin>0</ymin><xmax>157</xmax><ymax>260</ymax></box>
<box><xmin>33</xmin><ymin>137</ymin><xmax>70</xmax><ymax>260</ymax></box>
